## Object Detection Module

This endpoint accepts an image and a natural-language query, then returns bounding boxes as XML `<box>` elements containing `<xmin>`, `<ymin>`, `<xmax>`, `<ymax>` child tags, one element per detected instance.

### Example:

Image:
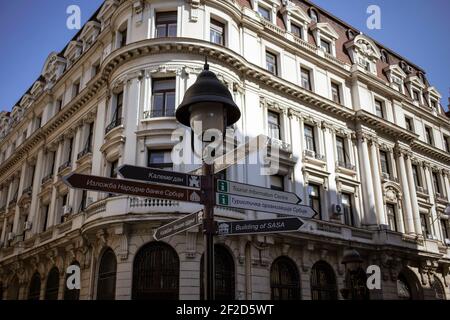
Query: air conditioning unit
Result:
<box><xmin>445</xmin><ymin>239</ymin><xmax>450</xmax><ymax>246</ymax></box>
<box><xmin>24</xmin><ymin>221</ymin><xmax>32</xmax><ymax>231</ymax></box>
<box><xmin>7</xmin><ymin>232</ymin><xmax>14</xmax><ymax>241</ymax></box>
<box><xmin>62</xmin><ymin>205</ymin><xmax>72</xmax><ymax>216</ymax></box>
<box><xmin>332</xmin><ymin>204</ymin><xmax>344</xmax><ymax>216</ymax></box>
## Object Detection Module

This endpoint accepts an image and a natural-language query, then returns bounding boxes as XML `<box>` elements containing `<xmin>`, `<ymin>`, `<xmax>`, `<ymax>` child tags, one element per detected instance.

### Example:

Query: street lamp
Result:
<box><xmin>176</xmin><ymin>58</ymin><xmax>241</xmax><ymax>300</ymax></box>
<box><xmin>340</xmin><ymin>248</ymin><xmax>364</xmax><ymax>300</ymax></box>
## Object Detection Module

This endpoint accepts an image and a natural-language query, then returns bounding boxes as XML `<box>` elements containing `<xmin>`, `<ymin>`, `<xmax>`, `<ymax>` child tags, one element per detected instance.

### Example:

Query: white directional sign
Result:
<box><xmin>216</xmin><ymin>179</ymin><xmax>301</xmax><ymax>204</ymax></box>
<box><xmin>154</xmin><ymin>211</ymin><xmax>203</xmax><ymax>241</ymax></box>
<box><xmin>216</xmin><ymin>193</ymin><xmax>316</xmax><ymax>219</ymax></box>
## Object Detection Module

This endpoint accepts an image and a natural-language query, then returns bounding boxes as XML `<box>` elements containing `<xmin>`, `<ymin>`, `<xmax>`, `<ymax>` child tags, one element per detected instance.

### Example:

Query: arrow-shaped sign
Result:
<box><xmin>216</xmin><ymin>193</ymin><xmax>316</xmax><ymax>219</ymax></box>
<box><xmin>154</xmin><ymin>211</ymin><xmax>203</xmax><ymax>241</ymax></box>
<box><xmin>216</xmin><ymin>217</ymin><xmax>304</xmax><ymax>236</ymax></box>
<box><xmin>216</xmin><ymin>179</ymin><xmax>301</xmax><ymax>204</ymax></box>
<box><xmin>63</xmin><ymin>173</ymin><xmax>202</xmax><ymax>203</ymax></box>
<box><xmin>118</xmin><ymin>165</ymin><xmax>201</xmax><ymax>189</ymax></box>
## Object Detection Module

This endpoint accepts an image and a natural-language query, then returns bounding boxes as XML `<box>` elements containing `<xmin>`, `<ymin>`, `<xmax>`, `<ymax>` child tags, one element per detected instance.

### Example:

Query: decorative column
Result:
<box><xmin>356</xmin><ymin>132</ymin><xmax>377</xmax><ymax>226</ymax></box>
<box><xmin>405</xmin><ymin>154</ymin><xmax>422</xmax><ymax>235</ymax></box>
<box><xmin>395</xmin><ymin>147</ymin><xmax>415</xmax><ymax>234</ymax></box>
<box><xmin>423</xmin><ymin>164</ymin><xmax>440</xmax><ymax>237</ymax></box>
<box><xmin>369</xmin><ymin>138</ymin><xmax>386</xmax><ymax>226</ymax></box>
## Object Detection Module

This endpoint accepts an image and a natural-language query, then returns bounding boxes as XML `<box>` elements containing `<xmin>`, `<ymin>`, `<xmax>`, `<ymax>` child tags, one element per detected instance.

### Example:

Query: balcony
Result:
<box><xmin>142</xmin><ymin>109</ymin><xmax>175</xmax><ymax>120</ymax></box>
<box><xmin>381</xmin><ymin>172</ymin><xmax>399</xmax><ymax>183</ymax></box>
<box><xmin>58</xmin><ymin>161</ymin><xmax>72</xmax><ymax>175</ymax></box>
<box><xmin>336</xmin><ymin>160</ymin><xmax>356</xmax><ymax>171</ymax></box>
<box><xmin>303</xmin><ymin>149</ymin><xmax>325</xmax><ymax>162</ymax></box>
<box><xmin>105</xmin><ymin>117</ymin><xmax>123</xmax><ymax>135</ymax></box>
<box><xmin>77</xmin><ymin>146</ymin><xmax>92</xmax><ymax>160</ymax></box>
<box><xmin>41</xmin><ymin>173</ymin><xmax>53</xmax><ymax>185</ymax></box>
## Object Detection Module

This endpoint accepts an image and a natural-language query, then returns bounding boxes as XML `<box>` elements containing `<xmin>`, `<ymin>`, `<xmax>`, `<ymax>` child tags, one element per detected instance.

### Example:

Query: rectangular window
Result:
<box><xmin>336</xmin><ymin>136</ymin><xmax>348</xmax><ymax>166</ymax></box>
<box><xmin>86</xmin><ymin>122</ymin><xmax>94</xmax><ymax>151</ymax></box>
<box><xmin>375</xmin><ymin>99</ymin><xmax>384</xmax><ymax>118</ymax></box>
<box><xmin>425</xmin><ymin>126</ymin><xmax>434</xmax><ymax>145</ymax></box>
<box><xmin>148</xmin><ymin>149</ymin><xmax>173</xmax><ymax>169</ymax></box>
<box><xmin>265</xmin><ymin>51</ymin><xmax>277</xmax><ymax>75</ymax></box>
<box><xmin>119</xmin><ymin>27</ymin><xmax>127</xmax><ymax>47</ymax></box>
<box><xmin>36</xmin><ymin>116</ymin><xmax>42</xmax><ymax>130</ymax></box>
<box><xmin>268</xmin><ymin>111</ymin><xmax>281</xmax><ymax>140</ymax></box>
<box><xmin>331</xmin><ymin>82</ymin><xmax>341</xmax><ymax>104</ymax></box>
<box><xmin>109</xmin><ymin>160</ymin><xmax>118</xmax><ymax>178</ymax></box>
<box><xmin>308</xmin><ymin>184</ymin><xmax>321</xmax><ymax>219</ymax></box>
<box><xmin>109</xmin><ymin>91</ymin><xmax>123</xmax><ymax>128</ymax></box>
<box><xmin>441</xmin><ymin>219</ymin><xmax>449</xmax><ymax>240</ymax></box>
<box><xmin>152</xmin><ymin>78</ymin><xmax>176</xmax><ymax>117</ymax></box>
<box><xmin>79</xmin><ymin>190</ymin><xmax>87</xmax><ymax>212</ymax></box>
<box><xmin>386</xmin><ymin>204</ymin><xmax>397</xmax><ymax>232</ymax></box>
<box><xmin>258</xmin><ymin>6</ymin><xmax>271</xmax><ymax>21</ymax></box>
<box><xmin>156</xmin><ymin>12</ymin><xmax>177</xmax><ymax>37</ymax></box>
<box><xmin>320</xmin><ymin>39</ymin><xmax>331</xmax><ymax>54</ymax></box>
<box><xmin>67</xmin><ymin>137</ymin><xmax>74</xmax><ymax>163</ymax></box>
<box><xmin>413</xmin><ymin>90</ymin><xmax>420</xmax><ymax>102</ymax></box>
<box><xmin>432</xmin><ymin>172</ymin><xmax>441</xmax><ymax>194</ymax></box>
<box><xmin>304</xmin><ymin>125</ymin><xmax>316</xmax><ymax>152</ymax></box>
<box><xmin>443</xmin><ymin>136</ymin><xmax>450</xmax><ymax>153</ymax></box>
<box><xmin>412</xmin><ymin>164</ymin><xmax>422</xmax><ymax>187</ymax></box>
<box><xmin>379</xmin><ymin>150</ymin><xmax>390</xmax><ymax>175</ymax></box>
<box><xmin>92</xmin><ymin>61</ymin><xmax>100</xmax><ymax>78</ymax></box>
<box><xmin>270</xmin><ymin>175</ymin><xmax>284</xmax><ymax>191</ymax></box>
<box><xmin>41</xmin><ymin>205</ymin><xmax>49</xmax><ymax>232</ymax></box>
<box><xmin>300</xmin><ymin>68</ymin><xmax>311</xmax><ymax>91</ymax></box>
<box><xmin>420</xmin><ymin>214</ymin><xmax>430</xmax><ymax>238</ymax></box>
<box><xmin>72</xmin><ymin>80</ymin><xmax>80</xmax><ymax>98</ymax></box>
<box><xmin>210</xmin><ymin>19</ymin><xmax>225</xmax><ymax>45</ymax></box>
<box><xmin>48</xmin><ymin>151</ymin><xmax>56</xmax><ymax>176</ymax></box>
<box><xmin>60</xmin><ymin>194</ymin><xmax>68</xmax><ymax>223</ymax></box>
<box><xmin>341</xmin><ymin>193</ymin><xmax>354</xmax><ymax>227</ymax></box>
<box><xmin>56</xmin><ymin>98</ymin><xmax>63</xmax><ymax>112</ymax></box>
<box><xmin>291</xmin><ymin>23</ymin><xmax>302</xmax><ymax>38</ymax></box>
<box><xmin>405</xmin><ymin>117</ymin><xmax>414</xmax><ymax>132</ymax></box>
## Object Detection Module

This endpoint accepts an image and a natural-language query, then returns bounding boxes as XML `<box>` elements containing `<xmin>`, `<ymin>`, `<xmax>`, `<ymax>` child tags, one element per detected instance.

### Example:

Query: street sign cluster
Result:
<box><xmin>63</xmin><ymin>164</ymin><xmax>315</xmax><ymax>241</ymax></box>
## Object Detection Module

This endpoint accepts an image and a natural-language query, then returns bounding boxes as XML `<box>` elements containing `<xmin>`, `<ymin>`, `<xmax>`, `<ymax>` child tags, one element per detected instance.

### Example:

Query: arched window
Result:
<box><xmin>64</xmin><ymin>261</ymin><xmax>80</xmax><ymax>300</ymax></box>
<box><xmin>45</xmin><ymin>267</ymin><xmax>60</xmax><ymax>300</ymax></box>
<box><xmin>7</xmin><ymin>276</ymin><xmax>19</xmax><ymax>300</ymax></box>
<box><xmin>309</xmin><ymin>8</ymin><xmax>319</xmax><ymax>23</ymax></box>
<box><xmin>132</xmin><ymin>242</ymin><xmax>179</xmax><ymax>300</ymax></box>
<box><xmin>431</xmin><ymin>278</ymin><xmax>445</xmax><ymax>300</ymax></box>
<box><xmin>200</xmin><ymin>245</ymin><xmax>235</xmax><ymax>300</ymax></box>
<box><xmin>28</xmin><ymin>272</ymin><xmax>41</xmax><ymax>300</ymax></box>
<box><xmin>311</xmin><ymin>261</ymin><xmax>337</xmax><ymax>300</ymax></box>
<box><xmin>397</xmin><ymin>273</ymin><xmax>412</xmax><ymax>300</ymax></box>
<box><xmin>96</xmin><ymin>248</ymin><xmax>117</xmax><ymax>300</ymax></box>
<box><xmin>397</xmin><ymin>269</ymin><xmax>423</xmax><ymax>300</ymax></box>
<box><xmin>270</xmin><ymin>257</ymin><xmax>300</xmax><ymax>300</ymax></box>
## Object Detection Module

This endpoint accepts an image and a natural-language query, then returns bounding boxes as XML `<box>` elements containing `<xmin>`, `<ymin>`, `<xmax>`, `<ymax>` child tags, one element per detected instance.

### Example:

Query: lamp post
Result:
<box><xmin>340</xmin><ymin>248</ymin><xmax>364</xmax><ymax>300</ymax></box>
<box><xmin>176</xmin><ymin>58</ymin><xmax>241</xmax><ymax>300</ymax></box>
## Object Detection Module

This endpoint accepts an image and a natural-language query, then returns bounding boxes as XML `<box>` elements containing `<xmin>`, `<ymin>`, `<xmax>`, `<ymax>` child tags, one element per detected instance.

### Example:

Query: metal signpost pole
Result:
<box><xmin>202</xmin><ymin>162</ymin><xmax>215</xmax><ymax>301</ymax></box>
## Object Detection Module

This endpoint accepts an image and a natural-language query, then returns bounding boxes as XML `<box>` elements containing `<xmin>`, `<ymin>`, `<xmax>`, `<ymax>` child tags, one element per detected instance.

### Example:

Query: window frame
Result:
<box><xmin>300</xmin><ymin>67</ymin><xmax>312</xmax><ymax>91</ymax></box>
<box><xmin>330</xmin><ymin>82</ymin><xmax>341</xmax><ymax>104</ymax></box>
<box><xmin>265</xmin><ymin>51</ymin><xmax>278</xmax><ymax>75</ymax></box>
<box><xmin>270</xmin><ymin>175</ymin><xmax>285</xmax><ymax>191</ymax></box>
<box><xmin>155</xmin><ymin>11</ymin><xmax>178</xmax><ymax>38</ymax></box>
<box><xmin>405</xmin><ymin>116</ymin><xmax>414</xmax><ymax>132</ymax></box>
<box><xmin>258</xmin><ymin>5</ymin><xmax>271</xmax><ymax>21</ymax></box>
<box><xmin>147</xmin><ymin>149</ymin><xmax>173</xmax><ymax>169</ymax></box>
<box><xmin>424</xmin><ymin>126</ymin><xmax>434</xmax><ymax>146</ymax></box>
<box><xmin>267</xmin><ymin>110</ymin><xmax>281</xmax><ymax>141</ymax></box>
<box><xmin>291</xmin><ymin>23</ymin><xmax>303</xmax><ymax>39</ymax></box>
<box><xmin>379</xmin><ymin>150</ymin><xmax>390</xmax><ymax>175</ymax></box>
<box><xmin>341</xmin><ymin>193</ymin><xmax>354</xmax><ymax>227</ymax></box>
<box><xmin>386</xmin><ymin>203</ymin><xmax>398</xmax><ymax>232</ymax></box>
<box><xmin>308</xmin><ymin>183</ymin><xmax>321</xmax><ymax>219</ymax></box>
<box><xmin>151</xmin><ymin>78</ymin><xmax>176</xmax><ymax>118</ymax></box>
<box><xmin>210</xmin><ymin>18</ymin><xmax>225</xmax><ymax>46</ymax></box>
<box><xmin>374</xmin><ymin>99</ymin><xmax>385</xmax><ymax>119</ymax></box>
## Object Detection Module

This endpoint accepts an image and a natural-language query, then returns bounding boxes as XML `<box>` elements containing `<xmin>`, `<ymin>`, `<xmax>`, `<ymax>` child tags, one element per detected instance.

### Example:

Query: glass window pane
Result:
<box><xmin>156</xmin><ymin>25</ymin><xmax>166</xmax><ymax>37</ymax></box>
<box><xmin>258</xmin><ymin>6</ymin><xmax>271</xmax><ymax>20</ymax></box>
<box><xmin>291</xmin><ymin>24</ymin><xmax>302</xmax><ymax>38</ymax></box>
<box><xmin>168</xmin><ymin>24</ymin><xmax>177</xmax><ymax>37</ymax></box>
<box><xmin>153</xmin><ymin>79</ymin><xmax>175</xmax><ymax>91</ymax></box>
<box><xmin>165</xmin><ymin>92</ymin><xmax>175</xmax><ymax>116</ymax></box>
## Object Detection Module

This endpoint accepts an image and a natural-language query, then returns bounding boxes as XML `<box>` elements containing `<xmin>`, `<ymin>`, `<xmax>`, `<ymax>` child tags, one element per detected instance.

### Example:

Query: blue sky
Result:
<box><xmin>0</xmin><ymin>0</ymin><xmax>449</xmax><ymax>111</ymax></box>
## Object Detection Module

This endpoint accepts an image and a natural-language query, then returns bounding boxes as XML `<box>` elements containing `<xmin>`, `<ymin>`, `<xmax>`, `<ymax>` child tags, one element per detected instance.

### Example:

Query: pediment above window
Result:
<box><xmin>79</xmin><ymin>21</ymin><xmax>101</xmax><ymax>49</ymax></box>
<box><xmin>384</xmin><ymin>64</ymin><xmax>407</xmax><ymax>79</ymax></box>
<box><xmin>41</xmin><ymin>52</ymin><xmax>67</xmax><ymax>87</ymax></box>
<box><xmin>405</xmin><ymin>75</ymin><xmax>425</xmax><ymax>89</ymax></box>
<box><xmin>311</xmin><ymin>22</ymin><xmax>339</xmax><ymax>40</ymax></box>
<box><xmin>30</xmin><ymin>79</ymin><xmax>45</xmax><ymax>98</ymax></box>
<box><xmin>64</xmin><ymin>40</ymin><xmax>83</xmax><ymax>62</ymax></box>
<box><xmin>424</xmin><ymin>86</ymin><xmax>441</xmax><ymax>99</ymax></box>
<box><xmin>97</xmin><ymin>0</ymin><xmax>120</xmax><ymax>27</ymax></box>
<box><xmin>19</xmin><ymin>94</ymin><xmax>34</xmax><ymax>109</ymax></box>
<box><xmin>281</xmin><ymin>1</ymin><xmax>311</xmax><ymax>24</ymax></box>
<box><xmin>345</xmin><ymin>34</ymin><xmax>380</xmax><ymax>62</ymax></box>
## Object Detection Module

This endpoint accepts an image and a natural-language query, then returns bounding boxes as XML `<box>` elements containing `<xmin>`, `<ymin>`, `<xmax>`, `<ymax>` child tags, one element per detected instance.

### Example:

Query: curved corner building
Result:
<box><xmin>0</xmin><ymin>0</ymin><xmax>449</xmax><ymax>300</ymax></box>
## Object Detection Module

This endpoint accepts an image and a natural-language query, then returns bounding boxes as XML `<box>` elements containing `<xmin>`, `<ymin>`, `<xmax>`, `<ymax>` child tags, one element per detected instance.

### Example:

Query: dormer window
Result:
<box><xmin>345</xmin><ymin>34</ymin><xmax>380</xmax><ymax>75</ymax></box>
<box><xmin>258</xmin><ymin>5</ymin><xmax>271</xmax><ymax>21</ymax></box>
<box><xmin>291</xmin><ymin>23</ymin><xmax>303</xmax><ymax>39</ymax></box>
<box><xmin>413</xmin><ymin>90</ymin><xmax>420</xmax><ymax>102</ymax></box>
<box><xmin>320</xmin><ymin>39</ymin><xmax>331</xmax><ymax>54</ymax></box>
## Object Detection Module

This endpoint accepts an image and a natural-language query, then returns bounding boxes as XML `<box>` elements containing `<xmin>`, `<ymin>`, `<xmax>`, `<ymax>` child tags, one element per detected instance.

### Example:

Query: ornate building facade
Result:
<box><xmin>0</xmin><ymin>0</ymin><xmax>449</xmax><ymax>300</ymax></box>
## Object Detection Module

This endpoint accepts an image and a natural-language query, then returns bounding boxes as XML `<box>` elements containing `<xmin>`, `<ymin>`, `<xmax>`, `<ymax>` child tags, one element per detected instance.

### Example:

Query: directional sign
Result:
<box><xmin>216</xmin><ymin>193</ymin><xmax>316</xmax><ymax>219</ymax></box>
<box><xmin>217</xmin><ymin>217</ymin><xmax>304</xmax><ymax>236</ymax></box>
<box><xmin>63</xmin><ymin>173</ymin><xmax>202</xmax><ymax>203</ymax></box>
<box><xmin>118</xmin><ymin>165</ymin><xmax>201</xmax><ymax>189</ymax></box>
<box><xmin>154</xmin><ymin>211</ymin><xmax>203</xmax><ymax>241</ymax></box>
<box><xmin>216</xmin><ymin>179</ymin><xmax>301</xmax><ymax>204</ymax></box>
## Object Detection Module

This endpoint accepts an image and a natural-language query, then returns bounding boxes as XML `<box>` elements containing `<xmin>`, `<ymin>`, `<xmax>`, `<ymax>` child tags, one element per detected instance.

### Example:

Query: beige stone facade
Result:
<box><xmin>0</xmin><ymin>0</ymin><xmax>449</xmax><ymax>300</ymax></box>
